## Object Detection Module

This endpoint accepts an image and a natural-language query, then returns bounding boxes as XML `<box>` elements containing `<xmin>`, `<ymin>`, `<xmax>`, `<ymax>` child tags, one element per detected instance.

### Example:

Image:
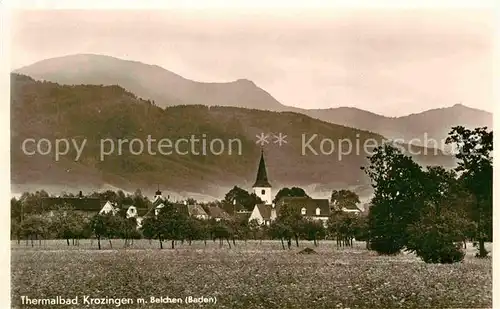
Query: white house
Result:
<box><xmin>248</xmin><ymin>203</ymin><xmax>278</xmax><ymax>226</ymax></box>
<box><xmin>278</xmin><ymin>196</ymin><xmax>331</xmax><ymax>227</ymax></box>
<box><xmin>126</xmin><ymin>205</ymin><xmax>138</xmax><ymax>218</ymax></box>
<box><xmin>99</xmin><ymin>201</ymin><xmax>119</xmax><ymax>215</ymax></box>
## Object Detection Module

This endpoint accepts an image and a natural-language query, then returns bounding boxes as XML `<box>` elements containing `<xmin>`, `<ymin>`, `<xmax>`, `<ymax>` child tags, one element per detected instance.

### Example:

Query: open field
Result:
<box><xmin>11</xmin><ymin>240</ymin><xmax>492</xmax><ymax>309</ymax></box>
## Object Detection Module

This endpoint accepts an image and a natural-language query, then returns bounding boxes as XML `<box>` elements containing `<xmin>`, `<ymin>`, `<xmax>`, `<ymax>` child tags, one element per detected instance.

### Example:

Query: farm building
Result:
<box><xmin>187</xmin><ymin>204</ymin><xmax>209</xmax><ymax>220</ymax></box>
<box><xmin>248</xmin><ymin>203</ymin><xmax>279</xmax><ymax>225</ymax></box>
<box><xmin>41</xmin><ymin>193</ymin><xmax>102</xmax><ymax>217</ymax></box>
<box><xmin>249</xmin><ymin>196</ymin><xmax>331</xmax><ymax>226</ymax></box>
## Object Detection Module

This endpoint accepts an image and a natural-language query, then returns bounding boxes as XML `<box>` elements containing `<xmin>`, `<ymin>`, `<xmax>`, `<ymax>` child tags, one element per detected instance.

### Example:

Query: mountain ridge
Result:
<box><xmin>14</xmin><ymin>53</ymin><xmax>492</xmax><ymax>149</ymax></box>
<box><xmin>14</xmin><ymin>54</ymin><xmax>491</xmax><ymax>116</ymax></box>
<box><xmin>10</xmin><ymin>73</ymin><xmax>456</xmax><ymax>200</ymax></box>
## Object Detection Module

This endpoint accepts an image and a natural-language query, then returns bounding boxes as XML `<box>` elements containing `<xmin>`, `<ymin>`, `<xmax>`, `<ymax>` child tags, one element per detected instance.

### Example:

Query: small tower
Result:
<box><xmin>252</xmin><ymin>149</ymin><xmax>272</xmax><ymax>205</ymax></box>
<box><xmin>153</xmin><ymin>184</ymin><xmax>163</xmax><ymax>206</ymax></box>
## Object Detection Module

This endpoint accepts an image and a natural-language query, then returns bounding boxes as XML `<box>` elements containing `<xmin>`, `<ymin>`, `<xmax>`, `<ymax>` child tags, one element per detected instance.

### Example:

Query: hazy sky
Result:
<box><xmin>10</xmin><ymin>9</ymin><xmax>494</xmax><ymax>116</ymax></box>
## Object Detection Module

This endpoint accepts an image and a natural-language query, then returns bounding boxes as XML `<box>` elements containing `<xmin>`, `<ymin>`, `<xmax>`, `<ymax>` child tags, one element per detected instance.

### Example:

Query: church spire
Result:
<box><xmin>155</xmin><ymin>184</ymin><xmax>162</xmax><ymax>196</ymax></box>
<box><xmin>252</xmin><ymin>149</ymin><xmax>272</xmax><ymax>188</ymax></box>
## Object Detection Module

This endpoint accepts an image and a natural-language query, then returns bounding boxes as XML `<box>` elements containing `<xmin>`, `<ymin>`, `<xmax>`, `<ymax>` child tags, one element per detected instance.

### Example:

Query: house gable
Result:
<box><xmin>276</xmin><ymin>197</ymin><xmax>330</xmax><ymax>217</ymax></box>
<box><xmin>41</xmin><ymin>197</ymin><xmax>102</xmax><ymax>212</ymax></box>
<box><xmin>187</xmin><ymin>204</ymin><xmax>209</xmax><ymax>219</ymax></box>
<box><xmin>99</xmin><ymin>201</ymin><xmax>119</xmax><ymax>215</ymax></box>
<box><xmin>248</xmin><ymin>205</ymin><xmax>265</xmax><ymax>225</ymax></box>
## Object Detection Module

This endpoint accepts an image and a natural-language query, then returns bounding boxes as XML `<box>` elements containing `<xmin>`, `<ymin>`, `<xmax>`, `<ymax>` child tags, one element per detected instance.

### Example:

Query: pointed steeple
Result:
<box><xmin>253</xmin><ymin>149</ymin><xmax>272</xmax><ymax>188</ymax></box>
<box><xmin>153</xmin><ymin>184</ymin><xmax>163</xmax><ymax>206</ymax></box>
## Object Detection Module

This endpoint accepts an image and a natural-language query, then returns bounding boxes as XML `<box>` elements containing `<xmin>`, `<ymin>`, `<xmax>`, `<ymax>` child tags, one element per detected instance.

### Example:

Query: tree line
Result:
<box><xmin>11</xmin><ymin>198</ymin><xmax>367</xmax><ymax>251</ymax></box>
<box><xmin>362</xmin><ymin>126</ymin><xmax>492</xmax><ymax>263</ymax></box>
<box><xmin>10</xmin><ymin>126</ymin><xmax>491</xmax><ymax>264</ymax></box>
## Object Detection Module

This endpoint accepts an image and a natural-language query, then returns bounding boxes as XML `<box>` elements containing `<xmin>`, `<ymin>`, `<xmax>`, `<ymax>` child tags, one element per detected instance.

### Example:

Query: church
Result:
<box><xmin>248</xmin><ymin>149</ymin><xmax>276</xmax><ymax>225</ymax></box>
<box><xmin>248</xmin><ymin>149</ymin><xmax>333</xmax><ymax>226</ymax></box>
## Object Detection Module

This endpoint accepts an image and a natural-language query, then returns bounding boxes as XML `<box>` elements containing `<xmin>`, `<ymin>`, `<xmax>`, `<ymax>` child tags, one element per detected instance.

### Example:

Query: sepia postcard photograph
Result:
<box><xmin>4</xmin><ymin>1</ymin><xmax>496</xmax><ymax>308</ymax></box>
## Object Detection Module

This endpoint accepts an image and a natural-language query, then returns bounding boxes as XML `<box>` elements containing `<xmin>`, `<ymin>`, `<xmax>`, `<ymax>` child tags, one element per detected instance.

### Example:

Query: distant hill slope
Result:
<box><xmin>15</xmin><ymin>54</ymin><xmax>492</xmax><ymax>149</ymax></box>
<box><xmin>14</xmin><ymin>54</ymin><xmax>286</xmax><ymax>111</ymax></box>
<box><xmin>11</xmin><ymin>74</ymin><xmax>455</xmax><ymax>198</ymax></box>
<box><xmin>301</xmin><ymin>104</ymin><xmax>492</xmax><ymax>148</ymax></box>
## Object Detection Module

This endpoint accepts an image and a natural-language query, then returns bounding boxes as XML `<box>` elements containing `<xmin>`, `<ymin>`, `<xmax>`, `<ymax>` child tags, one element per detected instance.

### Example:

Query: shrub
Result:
<box><xmin>413</xmin><ymin>240</ymin><xmax>465</xmax><ymax>264</ymax></box>
<box><xmin>369</xmin><ymin>237</ymin><xmax>402</xmax><ymax>255</ymax></box>
<box><xmin>407</xmin><ymin>214</ymin><xmax>466</xmax><ymax>264</ymax></box>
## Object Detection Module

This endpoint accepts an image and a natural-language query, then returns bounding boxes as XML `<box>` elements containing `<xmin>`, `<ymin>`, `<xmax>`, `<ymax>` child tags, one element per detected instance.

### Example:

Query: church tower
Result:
<box><xmin>153</xmin><ymin>185</ymin><xmax>163</xmax><ymax>206</ymax></box>
<box><xmin>252</xmin><ymin>149</ymin><xmax>272</xmax><ymax>205</ymax></box>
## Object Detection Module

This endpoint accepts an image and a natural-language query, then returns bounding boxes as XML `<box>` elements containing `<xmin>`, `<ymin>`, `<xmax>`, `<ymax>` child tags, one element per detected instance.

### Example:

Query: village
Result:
<box><xmin>38</xmin><ymin>150</ymin><xmax>363</xmax><ymax>230</ymax></box>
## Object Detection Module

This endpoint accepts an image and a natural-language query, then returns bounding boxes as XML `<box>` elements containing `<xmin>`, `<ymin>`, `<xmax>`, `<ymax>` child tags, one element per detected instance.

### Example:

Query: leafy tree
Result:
<box><xmin>61</xmin><ymin>191</ymin><xmax>75</xmax><ymax>198</ymax></box>
<box><xmin>248</xmin><ymin>219</ymin><xmax>261</xmax><ymax>240</ymax></box>
<box><xmin>11</xmin><ymin>220</ymin><xmax>22</xmax><ymax>244</ymax></box>
<box><xmin>18</xmin><ymin>190</ymin><xmax>50</xmax><ymax>216</ymax></box>
<box><xmin>328</xmin><ymin>210</ymin><xmax>357</xmax><ymax>247</ymax></box>
<box><xmin>352</xmin><ymin>214</ymin><xmax>370</xmax><ymax>244</ymax></box>
<box><xmin>330</xmin><ymin>189</ymin><xmax>360</xmax><ymax>211</ymax></box>
<box><xmin>11</xmin><ymin>198</ymin><xmax>22</xmax><ymax>222</ymax></box>
<box><xmin>90</xmin><ymin>213</ymin><xmax>117</xmax><ymax>250</ymax></box>
<box><xmin>116</xmin><ymin>216</ymin><xmax>139</xmax><ymax>247</ymax></box>
<box><xmin>184</xmin><ymin>218</ymin><xmax>202</xmax><ymax>245</ymax></box>
<box><xmin>269</xmin><ymin>220</ymin><xmax>293</xmax><ymax>250</ymax></box>
<box><xmin>301</xmin><ymin>219</ymin><xmax>325</xmax><ymax>246</ymax></box>
<box><xmin>185</xmin><ymin>198</ymin><xmax>197</xmax><ymax>205</ymax></box>
<box><xmin>90</xmin><ymin>190</ymin><xmax>118</xmax><ymax>203</ymax></box>
<box><xmin>50</xmin><ymin>204</ymin><xmax>88</xmax><ymax>246</ymax></box>
<box><xmin>224</xmin><ymin>186</ymin><xmax>263</xmax><ymax>211</ymax></box>
<box><xmin>406</xmin><ymin>206</ymin><xmax>466</xmax><ymax>263</ymax></box>
<box><xmin>154</xmin><ymin>203</ymin><xmax>190</xmax><ymax>249</ymax></box>
<box><xmin>211</xmin><ymin>219</ymin><xmax>233</xmax><ymax>248</ymax></box>
<box><xmin>362</xmin><ymin>143</ymin><xmax>428</xmax><ymax>255</ymax></box>
<box><xmin>132</xmin><ymin>189</ymin><xmax>151</xmax><ymax>209</ymax></box>
<box><xmin>275</xmin><ymin>202</ymin><xmax>307</xmax><ymax>247</ymax></box>
<box><xmin>446</xmin><ymin>126</ymin><xmax>493</xmax><ymax>257</ymax></box>
<box><xmin>20</xmin><ymin>214</ymin><xmax>50</xmax><ymax>247</ymax></box>
<box><xmin>90</xmin><ymin>214</ymin><xmax>105</xmax><ymax>250</ymax></box>
<box><xmin>229</xmin><ymin>217</ymin><xmax>250</xmax><ymax>244</ymax></box>
<box><xmin>273</xmin><ymin>187</ymin><xmax>309</xmax><ymax>203</ymax></box>
<box><xmin>140</xmin><ymin>216</ymin><xmax>158</xmax><ymax>246</ymax></box>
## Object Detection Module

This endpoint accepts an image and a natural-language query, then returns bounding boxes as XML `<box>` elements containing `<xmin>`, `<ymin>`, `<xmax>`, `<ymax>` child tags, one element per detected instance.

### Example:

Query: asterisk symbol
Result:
<box><xmin>273</xmin><ymin>133</ymin><xmax>287</xmax><ymax>146</ymax></box>
<box><xmin>255</xmin><ymin>133</ymin><xmax>270</xmax><ymax>146</ymax></box>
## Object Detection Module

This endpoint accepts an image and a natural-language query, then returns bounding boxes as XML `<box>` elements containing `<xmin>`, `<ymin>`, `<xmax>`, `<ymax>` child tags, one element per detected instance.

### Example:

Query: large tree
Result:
<box><xmin>330</xmin><ymin>189</ymin><xmax>360</xmax><ymax>211</ymax></box>
<box><xmin>405</xmin><ymin>166</ymin><xmax>474</xmax><ymax>263</ymax></box>
<box><xmin>268</xmin><ymin>220</ymin><xmax>293</xmax><ymax>250</ymax></box>
<box><xmin>18</xmin><ymin>190</ymin><xmax>50</xmax><ymax>216</ymax></box>
<box><xmin>224</xmin><ymin>186</ymin><xmax>263</xmax><ymax>211</ymax></box>
<box><xmin>90</xmin><ymin>213</ymin><xmax>119</xmax><ymax>250</ymax></box>
<box><xmin>301</xmin><ymin>219</ymin><xmax>325</xmax><ymax>247</ymax></box>
<box><xmin>446</xmin><ymin>126</ymin><xmax>493</xmax><ymax>257</ymax></box>
<box><xmin>51</xmin><ymin>204</ymin><xmax>88</xmax><ymax>246</ymax></box>
<box><xmin>273</xmin><ymin>187</ymin><xmax>309</xmax><ymax>203</ymax></box>
<box><xmin>11</xmin><ymin>198</ymin><xmax>22</xmax><ymax>222</ymax></box>
<box><xmin>20</xmin><ymin>214</ymin><xmax>51</xmax><ymax>247</ymax></box>
<box><xmin>274</xmin><ymin>202</ymin><xmax>307</xmax><ymax>247</ymax></box>
<box><xmin>361</xmin><ymin>143</ymin><xmax>428</xmax><ymax>254</ymax></box>
<box><xmin>154</xmin><ymin>203</ymin><xmax>190</xmax><ymax>249</ymax></box>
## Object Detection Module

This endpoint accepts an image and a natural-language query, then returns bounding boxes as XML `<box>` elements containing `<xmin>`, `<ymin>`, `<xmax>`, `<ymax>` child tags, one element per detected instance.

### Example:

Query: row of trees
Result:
<box><xmin>362</xmin><ymin>126</ymin><xmax>492</xmax><ymax>263</ymax></box>
<box><xmin>222</xmin><ymin>185</ymin><xmax>310</xmax><ymax>211</ymax></box>
<box><xmin>11</xmin><ymin>188</ymin><xmax>152</xmax><ymax>221</ymax></box>
<box><xmin>12</xmin><ymin>200</ymin><xmax>368</xmax><ymax>251</ymax></box>
<box><xmin>12</xmin><ymin>185</ymin><xmax>312</xmax><ymax>222</ymax></box>
<box><xmin>13</xmin><ymin>125</ymin><xmax>490</xmax><ymax>265</ymax></box>
<box><xmin>268</xmin><ymin>207</ymin><xmax>366</xmax><ymax>250</ymax></box>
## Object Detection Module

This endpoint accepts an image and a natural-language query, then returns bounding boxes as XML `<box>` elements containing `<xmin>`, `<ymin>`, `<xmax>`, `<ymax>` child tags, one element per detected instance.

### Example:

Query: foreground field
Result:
<box><xmin>11</xmin><ymin>240</ymin><xmax>492</xmax><ymax>309</ymax></box>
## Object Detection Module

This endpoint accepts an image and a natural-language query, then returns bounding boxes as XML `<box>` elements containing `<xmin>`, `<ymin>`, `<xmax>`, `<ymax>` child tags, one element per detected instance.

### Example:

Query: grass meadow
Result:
<box><xmin>11</xmin><ymin>240</ymin><xmax>492</xmax><ymax>309</ymax></box>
